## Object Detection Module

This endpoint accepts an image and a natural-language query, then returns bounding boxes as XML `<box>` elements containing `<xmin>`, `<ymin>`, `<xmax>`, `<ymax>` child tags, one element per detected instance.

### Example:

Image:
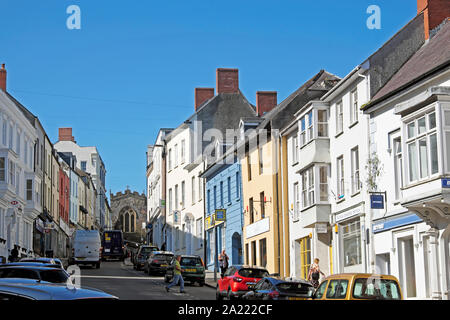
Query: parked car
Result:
<box><xmin>309</xmin><ymin>273</ymin><xmax>403</xmax><ymax>300</ymax></box>
<box><xmin>133</xmin><ymin>245</ymin><xmax>159</xmax><ymax>271</ymax></box>
<box><xmin>101</xmin><ymin>230</ymin><xmax>125</xmax><ymax>261</ymax></box>
<box><xmin>144</xmin><ymin>251</ymin><xmax>174</xmax><ymax>275</ymax></box>
<box><xmin>164</xmin><ymin>255</ymin><xmax>205</xmax><ymax>286</ymax></box>
<box><xmin>243</xmin><ymin>277</ymin><xmax>314</xmax><ymax>300</ymax></box>
<box><xmin>71</xmin><ymin>230</ymin><xmax>102</xmax><ymax>268</ymax></box>
<box><xmin>216</xmin><ymin>265</ymin><xmax>269</xmax><ymax>300</ymax></box>
<box><xmin>0</xmin><ymin>278</ymin><xmax>118</xmax><ymax>300</ymax></box>
<box><xmin>2</xmin><ymin>262</ymin><xmax>65</xmax><ymax>270</ymax></box>
<box><xmin>0</xmin><ymin>265</ymin><xmax>70</xmax><ymax>284</ymax></box>
<box><xmin>20</xmin><ymin>258</ymin><xmax>64</xmax><ymax>269</ymax></box>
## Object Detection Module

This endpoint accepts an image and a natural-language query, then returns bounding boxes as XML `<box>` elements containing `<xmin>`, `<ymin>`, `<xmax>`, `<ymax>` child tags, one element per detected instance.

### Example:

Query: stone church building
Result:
<box><xmin>110</xmin><ymin>189</ymin><xmax>147</xmax><ymax>244</ymax></box>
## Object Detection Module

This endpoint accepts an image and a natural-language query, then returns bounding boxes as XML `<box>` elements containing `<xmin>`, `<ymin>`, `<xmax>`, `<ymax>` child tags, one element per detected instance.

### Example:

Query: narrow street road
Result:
<box><xmin>77</xmin><ymin>261</ymin><xmax>215</xmax><ymax>300</ymax></box>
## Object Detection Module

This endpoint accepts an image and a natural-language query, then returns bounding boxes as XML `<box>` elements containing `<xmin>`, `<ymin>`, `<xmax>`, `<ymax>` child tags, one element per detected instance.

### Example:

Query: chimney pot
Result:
<box><xmin>256</xmin><ymin>91</ymin><xmax>277</xmax><ymax>117</ymax></box>
<box><xmin>216</xmin><ymin>68</ymin><xmax>239</xmax><ymax>94</ymax></box>
<box><xmin>0</xmin><ymin>63</ymin><xmax>6</xmax><ymax>92</ymax></box>
<box><xmin>195</xmin><ymin>88</ymin><xmax>215</xmax><ymax>111</ymax></box>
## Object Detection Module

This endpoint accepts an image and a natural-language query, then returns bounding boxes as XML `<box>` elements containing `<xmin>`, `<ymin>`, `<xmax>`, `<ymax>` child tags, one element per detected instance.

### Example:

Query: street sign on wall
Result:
<box><xmin>442</xmin><ymin>178</ymin><xmax>450</xmax><ymax>188</ymax></box>
<box><xmin>315</xmin><ymin>223</ymin><xmax>328</xmax><ymax>234</ymax></box>
<box><xmin>214</xmin><ymin>209</ymin><xmax>226</xmax><ymax>222</ymax></box>
<box><xmin>370</xmin><ymin>194</ymin><xmax>385</xmax><ymax>209</ymax></box>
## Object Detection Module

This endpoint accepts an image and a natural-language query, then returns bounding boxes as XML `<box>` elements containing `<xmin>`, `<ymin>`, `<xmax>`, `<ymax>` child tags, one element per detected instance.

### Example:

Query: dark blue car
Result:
<box><xmin>243</xmin><ymin>276</ymin><xmax>314</xmax><ymax>300</ymax></box>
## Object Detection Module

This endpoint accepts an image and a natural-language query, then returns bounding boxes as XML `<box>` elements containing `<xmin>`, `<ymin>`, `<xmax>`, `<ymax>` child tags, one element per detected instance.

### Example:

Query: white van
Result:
<box><xmin>72</xmin><ymin>230</ymin><xmax>101</xmax><ymax>268</ymax></box>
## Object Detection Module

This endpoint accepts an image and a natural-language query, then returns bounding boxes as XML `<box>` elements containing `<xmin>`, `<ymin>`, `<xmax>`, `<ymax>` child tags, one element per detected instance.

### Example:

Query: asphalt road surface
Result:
<box><xmin>75</xmin><ymin>260</ymin><xmax>215</xmax><ymax>300</ymax></box>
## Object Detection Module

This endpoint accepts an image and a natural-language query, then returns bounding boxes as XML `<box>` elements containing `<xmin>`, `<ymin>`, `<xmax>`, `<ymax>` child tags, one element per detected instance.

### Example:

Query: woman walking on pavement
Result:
<box><xmin>165</xmin><ymin>255</ymin><xmax>185</xmax><ymax>293</ymax></box>
<box><xmin>308</xmin><ymin>258</ymin><xmax>325</xmax><ymax>289</ymax></box>
<box><xmin>218</xmin><ymin>250</ymin><xmax>229</xmax><ymax>278</ymax></box>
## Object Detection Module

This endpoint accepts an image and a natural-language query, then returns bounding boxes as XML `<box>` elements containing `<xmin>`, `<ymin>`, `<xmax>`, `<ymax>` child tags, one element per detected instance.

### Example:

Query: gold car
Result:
<box><xmin>309</xmin><ymin>273</ymin><xmax>403</xmax><ymax>300</ymax></box>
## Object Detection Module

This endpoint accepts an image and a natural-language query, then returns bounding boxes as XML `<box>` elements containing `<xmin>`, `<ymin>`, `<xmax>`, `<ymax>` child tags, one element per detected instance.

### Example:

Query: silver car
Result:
<box><xmin>0</xmin><ymin>278</ymin><xmax>118</xmax><ymax>300</ymax></box>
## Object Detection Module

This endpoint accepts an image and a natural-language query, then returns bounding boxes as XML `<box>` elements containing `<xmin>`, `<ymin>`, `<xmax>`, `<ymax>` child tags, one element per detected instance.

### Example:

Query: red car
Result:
<box><xmin>216</xmin><ymin>265</ymin><xmax>269</xmax><ymax>300</ymax></box>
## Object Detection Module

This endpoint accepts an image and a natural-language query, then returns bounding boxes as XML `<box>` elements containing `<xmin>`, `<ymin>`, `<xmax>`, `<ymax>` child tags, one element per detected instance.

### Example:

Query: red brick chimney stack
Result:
<box><xmin>417</xmin><ymin>0</ymin><xmax>450</xmax><ymax>40</ymax></box>
<box><xmin>195</xmin><ymin>88</ymin><xmax>215</xmax><ymax>111</ymax></box>
<box><xmin>0</xmin><ymin>64</ymin><xmax>6</xmax><ymax>92</ymax></box>
<box><xmin>58</xmin><ymin>128</ymin><xmax>76</xmax><ymax>142</ymax></box>
<box><xmin>256</xmin><ymin>91</ymin><xmax>277</xmax><ymax>117</ymax></box>
<box><xmin>216</xmin><ymin>68</ymin><xmax>239</xmax><ymax>94</ymax></box>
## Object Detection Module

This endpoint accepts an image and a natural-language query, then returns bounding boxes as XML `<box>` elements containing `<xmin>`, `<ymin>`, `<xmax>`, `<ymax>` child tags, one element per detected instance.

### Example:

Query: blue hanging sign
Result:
<box><xmin>442</xmin><ymin>178</ymin><xmax>450</xmax><ymax>188</ymax></box>
<box><xmin>370</xmin><ymin>194</ymin><xmax>384</xmax><ymax>209</ymax></box>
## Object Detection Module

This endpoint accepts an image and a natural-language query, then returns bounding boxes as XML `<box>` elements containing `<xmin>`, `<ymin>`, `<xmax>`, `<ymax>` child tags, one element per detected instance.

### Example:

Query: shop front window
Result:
<box><xmin>342</xmin><ymin>220</ymin><xmax>362</xmax><ymax>267</ymax></box>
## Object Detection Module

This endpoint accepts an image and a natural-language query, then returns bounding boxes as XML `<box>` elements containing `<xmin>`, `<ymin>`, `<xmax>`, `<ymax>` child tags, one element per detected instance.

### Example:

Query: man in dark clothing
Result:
<box><xmin>8</xmin><ymin>248</ymin><xmax>19</xmax><ymax>263</ymax></box>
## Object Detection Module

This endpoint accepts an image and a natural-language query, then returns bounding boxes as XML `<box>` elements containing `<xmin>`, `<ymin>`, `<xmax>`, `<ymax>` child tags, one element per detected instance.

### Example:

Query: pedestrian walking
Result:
<box><xmin>218</xmin><ymin>250</ymin><xmax>229</xmax><ymax>278</ymax></box>
<box><xmin>165</xmin><ymin>255</ymin><xmax>185</xmax><ymax>293</ymax></box>
<box><xmin>307</xmin><ymin>258</ymin><xmax>325</xmax><ymax>289</ymax></box>
<box><xmin>8</xmin><ymin>247</ymin><xmax>19</xmax><ymax>263</ymax></box>
<box><xmin>161</xmin><ymin>242</ymin><xmax>166</xmax><ymax>251</ymax></box>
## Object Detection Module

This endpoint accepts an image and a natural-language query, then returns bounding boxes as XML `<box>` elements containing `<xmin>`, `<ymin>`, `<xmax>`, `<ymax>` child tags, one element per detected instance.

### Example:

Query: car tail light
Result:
<box><xmin>268</xmin><ymin>290</ymin><xmax>279</xmax><ymax>299</ymax></box>
<box><xmin>233</xmin><ymin>277</ymin><xmax>243</xmax><ymax>282</ymax></box>
<box><xmin>153</xmin><ymin>259</ymin><xmax>159</xmax><ymax>264</ymax></box>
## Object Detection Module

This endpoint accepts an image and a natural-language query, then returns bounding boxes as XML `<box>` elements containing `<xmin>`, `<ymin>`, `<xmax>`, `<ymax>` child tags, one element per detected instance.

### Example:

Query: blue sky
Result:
<box><xmin>0</xmin><ymin>0</ymin><xmax>417</xmax><ymax>196</ymax></box>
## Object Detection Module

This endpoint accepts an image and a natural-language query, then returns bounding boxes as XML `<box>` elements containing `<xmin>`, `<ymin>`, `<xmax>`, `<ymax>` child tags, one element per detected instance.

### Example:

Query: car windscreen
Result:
<box><xmin>0</xmin><ymin>268</ymin><xmax>40</xmax><ymax>280</ymax></box>
<box><xmin>352</xmin><ymin>278</ymin><xmax>401</xmax><ymax>300</ymax></box>
<box><xmin>140</xmin><ymin>247</ymin><xmax>157</xmax><ymax>254</ymax></box>
<box><xmin>238</xmin><ymin>268</ymin><xmax>269</xmax><ymax>278</ymax></box>
<box><xmin>153</xmin><ymin>254</ymin><xmax>173</xmax><ymax>261</ymax></box>
<box><xmin>39</xmin><ymin>270</ymin><xmax>69</xmax><ymax>283</ymax></box>
<box><xmin>275</xmin><ymin>282</ymin><xmax>312</xmax><ymax>294</ymax></box>
<box><xmin>180</xmin><ymin>257</ymin><xmax>202</xmax><ymax>267</ymax></box>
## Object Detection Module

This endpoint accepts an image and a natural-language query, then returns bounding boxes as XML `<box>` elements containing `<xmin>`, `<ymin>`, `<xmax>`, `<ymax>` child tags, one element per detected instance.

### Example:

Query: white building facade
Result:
<box><xmin>0</xmin><ymin>89</ymin><xmax>38</xmax><ymax>261</ymax></box>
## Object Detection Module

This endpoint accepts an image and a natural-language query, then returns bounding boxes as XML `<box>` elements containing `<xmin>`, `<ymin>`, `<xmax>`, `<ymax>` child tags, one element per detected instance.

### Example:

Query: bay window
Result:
<box><xmin>317</xmin><ymin>110</ymin><xmax>328</xmax><ymax>137</ymax></box>
<box><xmin>406</xmin><ymin>110</ymin><xmax>438</xmax><ymax>183</ymax></box>
<box><xmin>393</xmin><ymin>138</ymin><xmax>403</xmax><ymax>200</ymax></box>
<box><xmin>307</xmin><ymin>111</ymin><xmax>314</xmax><ymax>140</ymax></box>
<box><xmin>301</xmin><ymin>167</ymin><xmax>315</xmax><ymax>208</ymax></box>
<box><xmin>300</xmin><ymin>118</ymin><xmax>306</xmax><ymax>146</ymax></box>
<box><xmin>319</xmin><ymin>166</ymin><xmax>328</xmax><ymax>201</ymax></box>
<box><xmin>9</xmin><ymin>160</ymin><xmax>15</xmax><ymax>187</ymax></box>
<box><xmin>444</xmin><ymin>109</ymin><xmax>450</xmax><ymax>172</ymax></box>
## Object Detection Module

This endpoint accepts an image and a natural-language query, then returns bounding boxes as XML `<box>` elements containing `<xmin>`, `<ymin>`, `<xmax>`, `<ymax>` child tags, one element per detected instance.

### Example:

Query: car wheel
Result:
<box><xmin>96</xmin><ymin>262</ymin><xmax>100</xmax><ymax>269</ymax></box>
<box><xmin>216</xmin><ymin>286</ymin><xmax>223</xmax><ymax>300</ymax></box>
<box><xmin>199</xmin><ymin>281</ymin><xmax>204</xmax><ymax>287</ymax></box>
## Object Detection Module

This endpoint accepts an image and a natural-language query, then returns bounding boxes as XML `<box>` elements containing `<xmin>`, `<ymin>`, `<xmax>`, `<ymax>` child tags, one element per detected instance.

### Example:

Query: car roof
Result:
<box><xmin>1</xmin><ymin>262</ymin><xmax>61</xmax><ymax>268</ymax></box>
<box><xmin>0</xmin><ymin>265</ymin><xmax>62</xmax><ymax>271</ymax></box>
<box><xmin>179</xmin><ymin>255</ymin><xmax>202</xmax><ymax>258</ymax></box>
<box><xmin>152</xmin><ymin>251</ymin><xmax>173</xmax><ymax>255</ymax></box>
<box><xmin>0</xmin><ymin>279</ymin><xmax>117</xmax><ymax>300</ymax></box>
<box><xmin>264</xmin><ymin>277</ymin><xmax>312</xmax><ymax>285</ymax></box>
<box><xmin>231</xmin><ymin>265</ymin><xmax>268</xmax><ymax>270</ymax></box>
<box><xmin>322</xmin><ymin>273</ymin><xmax>400</xmax><ymax>281</ymax></box>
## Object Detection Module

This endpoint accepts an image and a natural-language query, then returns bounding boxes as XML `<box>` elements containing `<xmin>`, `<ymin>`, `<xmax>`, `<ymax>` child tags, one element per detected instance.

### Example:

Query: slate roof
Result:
<box><xmin>258</xmin><ymin>70</ymin><xmax>340</xmax><ymax>130</ymax></box>
<box><xmin>366</xmin><ymin>20</ymin><xmax>450</xmax><ymax>109</ymax></box>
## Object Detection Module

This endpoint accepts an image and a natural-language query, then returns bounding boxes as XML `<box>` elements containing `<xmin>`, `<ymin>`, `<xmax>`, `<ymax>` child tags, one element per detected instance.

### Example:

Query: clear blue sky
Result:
<box><xmin>0</xmin><ymin>0</ymin><xmax>417</xmax><ymax>196</ymax></box>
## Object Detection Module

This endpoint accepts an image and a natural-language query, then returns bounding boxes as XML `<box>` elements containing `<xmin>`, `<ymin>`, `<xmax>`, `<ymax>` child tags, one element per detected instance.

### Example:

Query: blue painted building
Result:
<box><xmin>201</xmin><ymin>156</ymin><xmax>244</xmax><ymax>271</ymax></box>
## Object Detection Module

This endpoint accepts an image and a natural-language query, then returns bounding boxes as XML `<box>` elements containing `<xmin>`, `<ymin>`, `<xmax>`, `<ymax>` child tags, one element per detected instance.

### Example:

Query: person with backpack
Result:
<box><xmin>308</xmin><ymin>258</ymin><xmax>325</xmax><ymax>289</ymax></box>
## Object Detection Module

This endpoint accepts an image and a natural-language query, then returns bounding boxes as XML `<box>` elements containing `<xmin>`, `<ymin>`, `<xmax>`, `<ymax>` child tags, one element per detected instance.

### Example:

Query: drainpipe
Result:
<box><xmin>274</xmin><ymin>131</ymin><xmax>281</xmax><ymax>276</ymax></box>
<box><xmin>359</xmin><ymin>72</ymin><xmax>375</xmax><ymax>273</ymax></box>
